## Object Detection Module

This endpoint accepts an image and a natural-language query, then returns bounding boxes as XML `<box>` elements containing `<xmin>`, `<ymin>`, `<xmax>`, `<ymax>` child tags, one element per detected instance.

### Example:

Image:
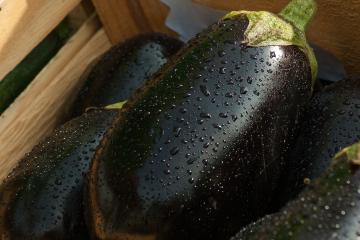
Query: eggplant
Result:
<box><xmin>274</xmin><ymin>78</ymin><xmax>360</xmax><ymax>209</ymax></box>
<box><xmin>72</xmin><ymin>33</ymin><xmax>184</xmax><ymax>117</ymax></box>
<box><xmin>85</xmin><ymin>0</ymin><xmax>317</xmax><ymax>239</ymax></box>
<box><xmin>232</xmin><ymin>142</ymin><xmax>360</xmax><ymax>240</ymax></box>
<box><xmin>0</xmin><ymin>109</ymin><xmax>117</xmax><ymax>239</ymax></box>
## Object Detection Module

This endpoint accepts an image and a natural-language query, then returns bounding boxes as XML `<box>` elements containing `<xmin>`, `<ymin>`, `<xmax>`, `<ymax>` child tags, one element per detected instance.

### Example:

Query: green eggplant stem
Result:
<box><xmin>279</xmin><ymin>0</ymin><xmax>317</xmax><ymax>32</ymax></box>
<box><xmin>105</xmin><ymin>100</ymin><xmax>127</xmax><ymax>110</ymax></box>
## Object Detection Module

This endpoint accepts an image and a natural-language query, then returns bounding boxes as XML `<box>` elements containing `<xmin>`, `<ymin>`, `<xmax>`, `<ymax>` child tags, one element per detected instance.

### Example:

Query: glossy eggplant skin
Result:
<box><xmin>72</xmin><ymin>33</ymin><xmax>183</xmax><ymax>117</ymax></box>
<box><xmin>275</xmin><ymin>78</ymin><xmax>360</xmax><ymax>208</ymax></box>
<box><xmin>85</xmin><ymin>14</ymin><xmax>312</xmax><ymax>240</ymax></box>
<box><xmin>233</xmin><ymin>144</ymin><xmax>360</xmax><ymax>240</ymax></box>
<box><xmin>0</xmin><ymin>109</ymin><xmax>117</xmax><ymax>240</ymax></box>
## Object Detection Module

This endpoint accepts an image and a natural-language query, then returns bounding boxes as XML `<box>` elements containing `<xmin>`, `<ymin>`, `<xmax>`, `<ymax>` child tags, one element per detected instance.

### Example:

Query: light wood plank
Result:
<box><xmin>91</xmin><ymin>0</ymin><xmax>143</xmax><ymax>44</ymax></box>
<box><xmin>195</xmin><ymin>0</ymin><xmax>360</xmax><ymax>75</ymax></box>
<box><xmin>140</xmin><ymin>0</ymin><xmax>176</xmax><ymax>35</ymax></box>
<box><xmin>67</xmin><ymin>1</ymin><xmax>96</xmax><ymax>30</ymax></box>
<box><xmin>0</xmin><ymin>0</ymin><xmax>81</xmax><ymax>81</ymax></box>
<box><xmin>0</xmin><ymin>19</ymin><xmax>111</xmax><ymax>182</ymax></box>
<box><xmin>91</xmin><ymin>0</ymin><xmax>176</xmax><ymax>44</ymax></box>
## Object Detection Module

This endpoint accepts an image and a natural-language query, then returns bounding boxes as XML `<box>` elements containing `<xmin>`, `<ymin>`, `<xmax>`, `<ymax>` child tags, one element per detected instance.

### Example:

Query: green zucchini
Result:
<box><xmin>0</xmin><ymin>21</ymin><xmax>71</xmax><ymax>114</ymax></box>
<box><xmin>71</xmin><ymin>33</ymin><xmax>184</xmax><ymax>117</ymax></box>
<box><xmin>232</xmin><ymin>142</ymin><xmax>360</xmax><ymax>240</ymax></box>
<box><xmin>85</xmin><ymin>0</ymin><xmax>317</xmax><ymax>239</ymax></box>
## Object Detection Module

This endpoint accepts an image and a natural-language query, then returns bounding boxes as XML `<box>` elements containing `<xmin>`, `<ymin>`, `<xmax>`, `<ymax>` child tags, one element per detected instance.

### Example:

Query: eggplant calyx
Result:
<box><xmin>335</xmin><ymin>142</ymin><xmax>360</xmax><ymax>167</ymax></box>
<box><xmin>105</xmin><ymin>100</ymin><xmax>127</xmax><ymax>110</ymax></box>
<box><xmin>279</xmin><ymin>0</ymin><xmax>316</xmax><ymax>33</ymax></box>
<box><xmin>223</xmin><ymin>9</ymin><xmax>317</xmax><ymax>88</ymax></box>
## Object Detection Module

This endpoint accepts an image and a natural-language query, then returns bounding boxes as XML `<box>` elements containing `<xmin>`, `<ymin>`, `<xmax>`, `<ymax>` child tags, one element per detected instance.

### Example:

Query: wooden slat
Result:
<box><xmin>0</xmin><ymin>19</ymin><xmax>111</xmax><ymax>182</ymax></box>
<box><xmin>57</xmin><ymin>0</ymin><xmax>95</xmax><ymax>28</ymax></box>
<box><xmin>140</xmin><ymin>0</ymin><xmax>176</xmax><ymax>35</ymax></box>
<box><xmin>68</xmin><ymin>2</ymin><xmax>96</xmax><ymax>30</ymax></box>
<box><xmin>0</xmin><ymin>0</ymin><xmax>81</xmax><ymax>81</ymax></box>
<box><xmin>91</xmin><ymin>0</ymin><xmax>138</xmax><ymax>42</ymax></box>
<box><xmin>195</xmin><ymin>0</ymin><xmax>360</xmax><ymax>75</ymax></box>
<box><xmin>81</xmin><ymin>0</ymin><xmax>96</xmax><ymax>15</ymax></box>
<box><xmin>91</xmin><ymin>0</ymin><xmax>176</xmax><ymax>44</ymax></box>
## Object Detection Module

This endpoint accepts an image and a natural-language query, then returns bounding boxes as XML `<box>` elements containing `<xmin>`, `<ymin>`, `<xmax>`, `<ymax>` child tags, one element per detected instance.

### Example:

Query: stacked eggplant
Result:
<box><xmin>233</xmin><ymin>75</ymin><xmax>360</xmax><ymax>240</ymax></box>
<box><xmin>0</xmin><ymin>33</ymin><xmax>183</xmax><ymax>239</ymax></box>
<box><xmin>1</xmin><ymin>0</ymin><xmax>359</xmax><ymax>239</ymax></box>
<box><xmin>233</xmin><ymin>140</ymin><xmax>360</xmax><ymax>240</ymax></box>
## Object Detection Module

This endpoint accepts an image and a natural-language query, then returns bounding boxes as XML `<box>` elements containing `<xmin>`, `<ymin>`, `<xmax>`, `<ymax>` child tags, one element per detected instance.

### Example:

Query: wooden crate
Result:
<box><xmin>0</xmin><ymin>0</ymin><xmax>359</xmax><ymax>182</ymax></box>
<box><xmin>0</xmin><ymin>0</ymin><xmax>173</xmax><ymax>181</ymax></box>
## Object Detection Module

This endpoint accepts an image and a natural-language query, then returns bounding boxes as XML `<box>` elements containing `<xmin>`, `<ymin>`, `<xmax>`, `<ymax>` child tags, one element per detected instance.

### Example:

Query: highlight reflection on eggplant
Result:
<box><xmin>85</xmin><ymin>0</ymin><xmax>317</xmax><ymax>239</ymax></box>
<box><xmin>0</xmin><ymin>109</ymin><xmax>116</xmax><ymax>239</ymax></box>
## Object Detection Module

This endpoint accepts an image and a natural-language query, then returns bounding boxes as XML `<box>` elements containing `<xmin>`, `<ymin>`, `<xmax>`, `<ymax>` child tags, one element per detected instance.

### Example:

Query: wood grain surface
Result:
<box><xmin>91</xmin><ymin>0</ymin><xmax>176</xmax><ymax>44</ymax></box>
<box><xmin>67</xmin><ymin>1</ymin><xmax>96</xmax><ymax>30</ymax></box>
<box><xmin>0</xmin><ymin>16</ymin><xmax>111</xmax><ymax>182</ymax></box>
<box><xmin>195</xmin><ymin>0</ymin><xmax>360</xmax><ymax>75</ymax></box>
<box><xmin>0</xmin><ymin>0</ymin><xmax>82</xmax><ymax>81</ymax></box>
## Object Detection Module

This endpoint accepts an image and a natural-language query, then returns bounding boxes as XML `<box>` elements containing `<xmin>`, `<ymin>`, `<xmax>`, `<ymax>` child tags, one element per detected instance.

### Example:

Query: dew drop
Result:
<box><xmin>218</xmin><ymin>50</ymin><xmax>226</xmax><ymax>57</ymax></box>
<box><xmin>55</xmin><ymin>179</ymin><xmax>62</xmax><ymax>185</ymax></box>
<box><xmin>337</xmin><ymin>110</ymin><xmax>346</xmax><ymax>115</ymax></box>
<box><xmin>240</xmin><ymin>87</ymin><xmax>248</xmax><ymax>94</ymax></box>
<box><xmin>225</xmin><ymin>92</ymin><xmax>234</xmax><ymax>98</ymax></box>
<box><xmin>200</xmin><ymin>85</ymin><xmax>210</xmax><ymax>96</ymax></box>
<box><xmin>213</xmin><ymin>123</ymin><xmax>222</xmax><ymax>130</ymax></box>
<box><xmin>200</xmin><ymin>112</ymin><xmax>212</xmax><ymax>119</ymax></box>
<box><xmin>195</xmin><ymin>73</ymin><xmax>202</xmax><ymax>79</ymax></box>
<box><xmin>219</xmin><ymin>67</ymin><xmax>226</xmax><ymax>74</ymax></box>
<box><xmin>187</xmin><ymin>158</ymin><xmax>196</xmax><ymax>165</ymax></box>
<box><xmin>170</xmin><ymin>147</ymin><xmax>180</xmax><ymax>156</ymax></box>
<box><xmin>180</xmin><ymin>108</ymin><xmax>188</xmax><ymax>114</ymax></box>
<box><xmin>343</xmin><ymin>99</ymin><xmax>351</xmax><ymax>105</ymax></box>
<box><xmin>174</xmin><ymin>127</ymin><xmax>182</xmax><ymax>137</ymax></box>
<box><xmin>247</xmin><ymin>77</ymin><xmax>252</xmax><ymax>84</ymax></box>
<box><xmin>219</xmin><ymin>112</ymin><xmax>228</xmax><ymax>118</ymax></box>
